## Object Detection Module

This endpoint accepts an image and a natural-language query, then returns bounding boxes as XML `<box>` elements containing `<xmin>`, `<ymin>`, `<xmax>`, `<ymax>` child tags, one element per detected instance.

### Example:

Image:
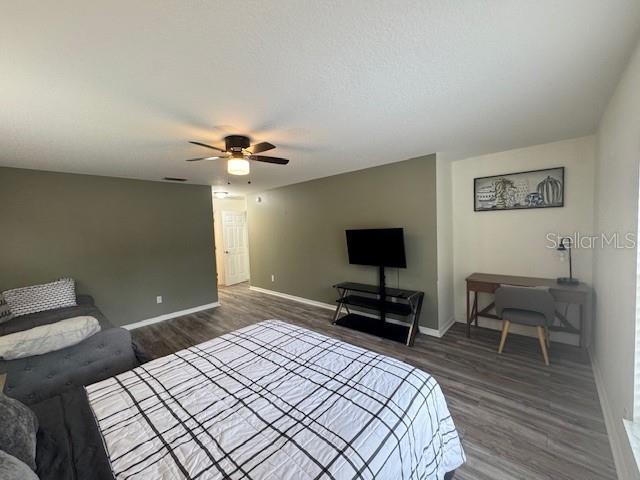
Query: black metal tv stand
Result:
<box><xmin>332</xmin><ymin>280</ymin><xmax>424</xmax><ymax>346</ymax></box>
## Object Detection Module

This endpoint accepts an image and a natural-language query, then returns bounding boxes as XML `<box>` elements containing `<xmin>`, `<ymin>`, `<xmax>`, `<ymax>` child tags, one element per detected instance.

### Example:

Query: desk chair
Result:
<box><xmin>494</xmin><ymin>285</ymin><xmax>555</xmax><ymax>366</ymax></box>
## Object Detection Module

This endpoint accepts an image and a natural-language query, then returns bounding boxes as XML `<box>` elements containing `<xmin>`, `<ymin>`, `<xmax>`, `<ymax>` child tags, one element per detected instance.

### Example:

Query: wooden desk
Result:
<box><xmin>466</xmin><ymin>273</ymin><xmax>592</xmax><ymax>347</ymax></box>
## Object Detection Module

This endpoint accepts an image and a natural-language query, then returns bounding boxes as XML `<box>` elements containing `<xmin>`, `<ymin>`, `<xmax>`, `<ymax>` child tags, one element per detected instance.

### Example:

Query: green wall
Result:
<box><xmin>0</xmin><ymin>167</ymin><xmax>218</xmax><ymax>326</ymax></box>
<box><xmin>247</xmin><ymin>154</ymin><xmax>439</xmax><ymax>328</ymax></box>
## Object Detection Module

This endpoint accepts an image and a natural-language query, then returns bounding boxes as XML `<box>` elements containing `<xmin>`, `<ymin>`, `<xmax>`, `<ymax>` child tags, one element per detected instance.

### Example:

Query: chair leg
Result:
<box><xmin>545</xmin><ymin>326</ymin><xmax>551</xmax><ymax>348</ymax></box>
<box><xmin>537</xmin><ymin>326</ymin><xmax>550</xmax><ymax>366</ymax></box>
<box><xmin>498</xmin><ymin>320</ymin><xmax>510</xmax><ymax>354</ymax></box>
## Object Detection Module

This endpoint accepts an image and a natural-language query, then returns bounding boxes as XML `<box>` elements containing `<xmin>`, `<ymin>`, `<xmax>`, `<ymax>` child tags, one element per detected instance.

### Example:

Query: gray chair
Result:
<box><xmin>494</xmin><ymin>285</ymin><xmax>555</xmax><ymax>365</ymax></box>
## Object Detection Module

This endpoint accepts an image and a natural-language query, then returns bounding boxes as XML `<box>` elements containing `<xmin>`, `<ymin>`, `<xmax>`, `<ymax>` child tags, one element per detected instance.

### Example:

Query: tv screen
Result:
<box><xmin>345</xmin><ymin>228</ymin><xmax>407</xmax><ymax>268</ymax></box>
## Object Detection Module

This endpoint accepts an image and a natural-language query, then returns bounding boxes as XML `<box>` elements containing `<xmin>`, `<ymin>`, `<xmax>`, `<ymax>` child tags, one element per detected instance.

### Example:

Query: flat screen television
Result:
<box><xmin>345</xmin><ymin>228</ymin><xmax>407</xmax><ymax>268</ymax></box>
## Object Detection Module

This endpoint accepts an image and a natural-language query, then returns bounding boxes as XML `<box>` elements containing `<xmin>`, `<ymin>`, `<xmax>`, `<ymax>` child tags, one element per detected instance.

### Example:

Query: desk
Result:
<box><xmin>466</xmin><ymin>273</ymin><xmax>592</xmax><ymax>347</ymax></box>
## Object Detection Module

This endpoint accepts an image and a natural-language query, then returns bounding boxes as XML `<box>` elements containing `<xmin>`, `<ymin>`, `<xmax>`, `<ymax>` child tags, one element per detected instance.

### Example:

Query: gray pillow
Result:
<box><xmin>0</xmin><ymin>450</ymin><xmax>39</xmax><ymax>480</ymax></box>
<box><xmin>0</xmin><ymin>294</ymin><xmax>13</xmax><ymax>324</ymax></box>
<box><xmin>0</xmin><ymin>393</ymin><xmax>38</xmax><ymax>470</ymax></box>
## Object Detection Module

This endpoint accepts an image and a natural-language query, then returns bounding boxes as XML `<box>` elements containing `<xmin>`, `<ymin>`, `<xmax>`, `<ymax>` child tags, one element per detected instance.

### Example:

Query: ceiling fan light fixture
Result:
<box><xmin>227</xmin><ymin>157</ymin><xmax>250</xmax><ymax>176</ymax></box>
<box><xmin>213</xmin><ymin>191</ymin><xmax>229</xmax><ymax>199</ymax></box>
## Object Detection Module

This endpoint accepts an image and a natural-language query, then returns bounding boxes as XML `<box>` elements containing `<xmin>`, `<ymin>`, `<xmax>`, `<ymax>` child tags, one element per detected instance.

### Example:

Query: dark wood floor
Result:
<box><xmin>131</xmin><ymin>283</ymin><xmax>617</xmax><ymax>480</ymax></box>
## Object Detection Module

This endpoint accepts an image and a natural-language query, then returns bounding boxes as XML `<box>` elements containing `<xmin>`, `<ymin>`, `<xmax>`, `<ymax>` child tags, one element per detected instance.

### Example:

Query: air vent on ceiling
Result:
<box><xmin>163</xmin><ymin>177</ymin><xmax>187</xmax><ymax>182</ymax></box>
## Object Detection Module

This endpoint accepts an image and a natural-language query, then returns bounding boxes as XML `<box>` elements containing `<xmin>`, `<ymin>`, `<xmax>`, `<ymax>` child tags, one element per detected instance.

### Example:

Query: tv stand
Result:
<box><xmin>332</xmin><ymin>282</ymin><xmax>424</xmax><ymax>346</ymax></box>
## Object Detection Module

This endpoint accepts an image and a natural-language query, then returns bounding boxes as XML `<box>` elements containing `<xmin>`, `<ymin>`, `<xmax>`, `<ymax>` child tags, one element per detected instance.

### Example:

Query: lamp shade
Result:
<box><xmin>227</xmin><ymin>158</ymin><xmax>250</xmax><ymax>176</ymax></box>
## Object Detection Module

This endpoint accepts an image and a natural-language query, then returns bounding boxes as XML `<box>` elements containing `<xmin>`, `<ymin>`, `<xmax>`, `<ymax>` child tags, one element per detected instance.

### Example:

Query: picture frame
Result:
<box><xmin>473</xmin><ymin>167</ymin><xmax>564</xmax><ymax>212</ymax></box>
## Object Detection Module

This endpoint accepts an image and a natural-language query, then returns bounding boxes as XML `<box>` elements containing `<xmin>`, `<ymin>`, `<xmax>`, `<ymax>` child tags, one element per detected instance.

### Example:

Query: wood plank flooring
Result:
<box><xmin>131</xmin><ymin>283</ymin><xmax>617</xmax><ymax>480</ymax></box>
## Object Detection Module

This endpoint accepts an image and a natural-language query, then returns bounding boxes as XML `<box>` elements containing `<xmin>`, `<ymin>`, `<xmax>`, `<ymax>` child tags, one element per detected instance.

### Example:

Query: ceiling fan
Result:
<box><xmin>186</xmin><ymin>135</ymin><xmax>289</xmax><ymax>176</ymax></box>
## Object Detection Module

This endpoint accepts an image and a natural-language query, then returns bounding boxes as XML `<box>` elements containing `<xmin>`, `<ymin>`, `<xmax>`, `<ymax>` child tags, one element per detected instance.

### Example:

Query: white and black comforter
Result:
<box><xmin>86</xmin><ymin>320</ymin><xmax>465</xmax><ymax>479</ymax></box>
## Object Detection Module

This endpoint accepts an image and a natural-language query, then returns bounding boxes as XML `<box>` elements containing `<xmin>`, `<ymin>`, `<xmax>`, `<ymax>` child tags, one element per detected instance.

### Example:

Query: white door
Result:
<box><xmin>222</xmin><ymin>211</ymin><xmax>250</xmax><ymax>286</ymax></box>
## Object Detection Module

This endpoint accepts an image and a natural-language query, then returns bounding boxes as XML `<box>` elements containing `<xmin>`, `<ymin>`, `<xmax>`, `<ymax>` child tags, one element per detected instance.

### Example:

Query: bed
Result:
<box><xmin>78</xmin><ymin>320</ymin><xmax>465</xmax><ymax>479</ymax></box>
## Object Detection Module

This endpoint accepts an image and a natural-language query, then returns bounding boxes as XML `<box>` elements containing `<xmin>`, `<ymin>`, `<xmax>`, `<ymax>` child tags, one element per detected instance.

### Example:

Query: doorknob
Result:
<box><xmin>225</xmin><ymin>251</ymin><xmax>229</xmax><ymax>254</ymax></box>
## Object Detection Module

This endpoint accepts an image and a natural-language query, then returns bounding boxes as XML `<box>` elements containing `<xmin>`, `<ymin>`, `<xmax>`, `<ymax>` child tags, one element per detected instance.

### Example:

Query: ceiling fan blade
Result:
<box><xmin>247</xmin><ymin>142</ymin><xmax>276</xmax><ymax>154</ymax></box>
<box><xmin>249</xmin><ymin>155</ymin><xmax>289</xmax><ymax>165</ymax></box>
<box><xmin>185</xmin><ymin>156</ymin><xmax>225</xmax><ymax>162</ymax></box>
<box><xmin>189</xmin><ymin>141</ymin><xmax>226</xmax><ymax>152</ymax></box>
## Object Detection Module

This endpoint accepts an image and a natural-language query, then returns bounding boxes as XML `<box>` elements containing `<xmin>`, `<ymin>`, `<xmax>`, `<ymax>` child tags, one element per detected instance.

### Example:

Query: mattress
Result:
<box><xmin>87</xmin><ymin>320</ymin><xmax>465</xmax><ymax>479</ymax></box>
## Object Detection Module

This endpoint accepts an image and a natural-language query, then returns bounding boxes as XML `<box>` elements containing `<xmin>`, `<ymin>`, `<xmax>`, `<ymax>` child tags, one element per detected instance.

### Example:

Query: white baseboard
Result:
<box><xmin>249</xmin><ymin>286</ymin><xmax>335</xmax><ymax>311</ymax></box>
<box><xmin>437</xmin><ymin>316</ymin><xmax>456</xmax><ymax>337</ymax></box>
<box><xmin>248</xmin><ymin>285</ymin><xmax>450</xmax><ymax>338</ymax></box>
<box><xmin>123</xmin><ymin>302</ymin><xmax>221</xmax><ymax>330</ymax></box>
<box><xmin>591</xmin><ymin>351</ymin><xmax>629</xmax><ymax>480</ymax></box>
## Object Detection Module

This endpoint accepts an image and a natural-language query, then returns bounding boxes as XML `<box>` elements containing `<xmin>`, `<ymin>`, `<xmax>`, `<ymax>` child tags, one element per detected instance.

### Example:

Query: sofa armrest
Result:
<box><xmin>75</xmin><ymin>294</ymin><xmax>95</xmax><ymax>306</ymax></box>
<box><xmin>1</xmin><ymin>328</ymin><xmax>138</xmax><ymax>405</ymax></box>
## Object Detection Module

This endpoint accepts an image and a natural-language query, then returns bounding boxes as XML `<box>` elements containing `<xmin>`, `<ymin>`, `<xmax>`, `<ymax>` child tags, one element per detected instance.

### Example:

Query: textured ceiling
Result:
<box><xmin>1</xmin><ymin>1</ymin><xmax>639</xmax><ymax>194</ymax></box>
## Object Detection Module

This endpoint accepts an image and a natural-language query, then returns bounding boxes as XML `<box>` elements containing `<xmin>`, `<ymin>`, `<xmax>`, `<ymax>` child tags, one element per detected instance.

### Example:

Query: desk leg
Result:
<box><xmin>473</xmin><ymin>293</ymin><xmax>479</xmax><ymax>327</ymax></box>
<box><xmin>579</xmin><ymin>304</ymin><xmax>583</xmax><ymax>348</ymax></box>
<box><xmin>466</xmin><ymin>287</ymin><xmax>471</xmax><ymax>338</ymax></box>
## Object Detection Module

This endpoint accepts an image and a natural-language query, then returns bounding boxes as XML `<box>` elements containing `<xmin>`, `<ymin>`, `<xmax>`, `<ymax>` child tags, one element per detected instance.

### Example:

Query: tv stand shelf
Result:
<box><xmin>332</xmin><ymin>282</ymin><xmax>424</xmax><ymax>346</ymax></box>
<box><xmin>338</xmin><ymin>295</ymin><xmax>413</xmax><ymax>316</ymax></box>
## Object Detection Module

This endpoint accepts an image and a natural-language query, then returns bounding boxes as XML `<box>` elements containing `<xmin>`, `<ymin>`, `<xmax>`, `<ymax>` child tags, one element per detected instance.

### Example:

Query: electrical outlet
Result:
<box><xmin>271</xmin><ymin>274</ymin><xmax>275</xmax><ymax>282</ymax></box>
<box><xmin>156</xmin><ymin>295</ymin><xmax>163</xmax><ymax>304</ymax></box>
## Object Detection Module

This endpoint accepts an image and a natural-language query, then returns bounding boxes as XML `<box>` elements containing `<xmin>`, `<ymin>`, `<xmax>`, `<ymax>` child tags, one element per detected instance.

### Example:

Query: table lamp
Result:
<box><xmin>557</xmin><ymin>237</ymin><xmax>579</xmax><ymax>285</ymax></box>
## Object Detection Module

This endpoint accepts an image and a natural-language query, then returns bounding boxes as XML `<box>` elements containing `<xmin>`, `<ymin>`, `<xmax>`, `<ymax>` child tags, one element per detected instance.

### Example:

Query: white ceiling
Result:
<box><xmin>2</xmin><ymin>1</ymin><xmax>639</xmax><ymax>195</ymax></box>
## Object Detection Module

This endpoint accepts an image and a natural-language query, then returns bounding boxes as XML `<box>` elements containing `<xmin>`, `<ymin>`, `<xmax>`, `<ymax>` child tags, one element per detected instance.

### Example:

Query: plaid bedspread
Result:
<box><xmin>86</xmin><ymin>320</ymin><xmax>465</xmax><ymax>479</ymax></box>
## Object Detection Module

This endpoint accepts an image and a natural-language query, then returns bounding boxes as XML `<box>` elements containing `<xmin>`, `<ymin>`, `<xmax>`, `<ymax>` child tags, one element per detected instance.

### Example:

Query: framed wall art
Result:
<box><xmin>474</xmin><ymin>167</ymin><xmax>564</xmax><ymax>212</ymax></box>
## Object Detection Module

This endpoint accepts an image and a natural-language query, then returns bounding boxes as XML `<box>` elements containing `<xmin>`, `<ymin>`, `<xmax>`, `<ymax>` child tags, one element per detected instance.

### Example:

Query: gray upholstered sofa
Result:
<box><xmin>0</xmin><ymin>295</ymin><xmax>139</xmax><ymax>405</ymax></box>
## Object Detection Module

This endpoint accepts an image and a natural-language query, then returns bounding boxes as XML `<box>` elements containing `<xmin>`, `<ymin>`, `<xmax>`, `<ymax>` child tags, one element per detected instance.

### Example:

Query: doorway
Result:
<box><xmin>212</xmin><ymin>195</ymin><xmax>250</xmax><ymax>286</ymax></box>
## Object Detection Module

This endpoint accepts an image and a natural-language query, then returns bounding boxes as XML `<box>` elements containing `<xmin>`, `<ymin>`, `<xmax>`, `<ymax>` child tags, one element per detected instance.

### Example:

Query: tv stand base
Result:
<box><xmin>334</xmin><ymin>313</ymin><xmax>411</xmax><ymax>344</ymax></box>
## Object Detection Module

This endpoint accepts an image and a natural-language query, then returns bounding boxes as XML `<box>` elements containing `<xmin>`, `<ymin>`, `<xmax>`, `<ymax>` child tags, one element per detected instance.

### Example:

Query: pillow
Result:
<box><xmin>0</xmin><ymin>294</ymin><xmax>14</xmax><ymax>324</ymax></box>
<box><xmin>0</xmin><ymin>393</ymin><xmax>39</xmax><ymax>471</ymax></box>
<box><xmin>0</xmin><ymin>316</ymin><xmax>101</xmax><ymax>360</ymax></box>
<box><xmin>2</xmin><ymin>278</ymin><xmax>76</xmax><ymax>317</ymax></box>
<box><xmin>0</xmin><ymin>450</ymin><xmax>39</xmax><ymax>480</ymax></box>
